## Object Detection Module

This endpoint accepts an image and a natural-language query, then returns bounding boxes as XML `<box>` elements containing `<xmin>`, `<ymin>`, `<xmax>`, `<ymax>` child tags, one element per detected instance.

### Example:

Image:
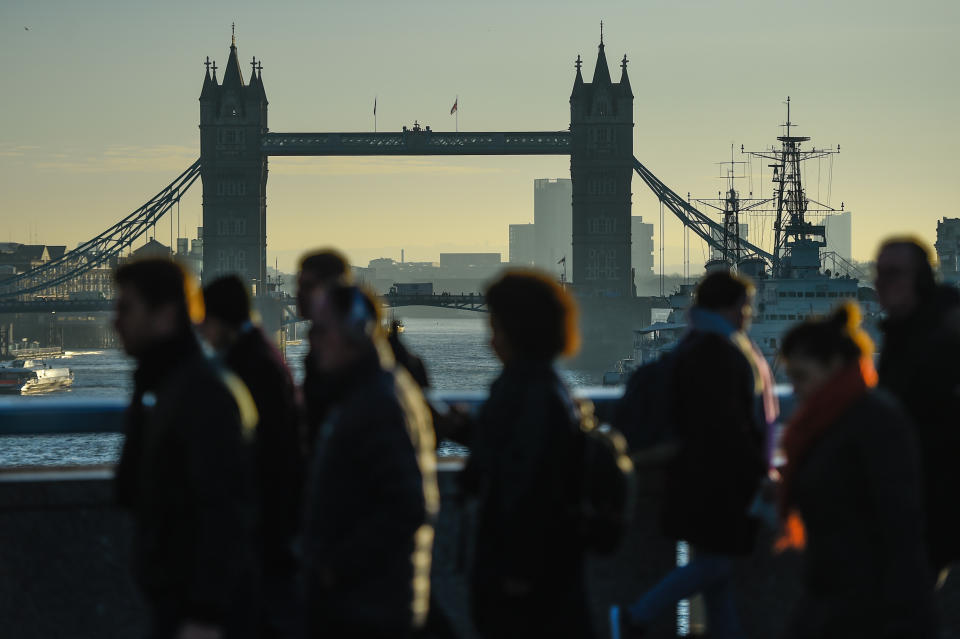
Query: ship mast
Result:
<box><xmin>692</xmin><ymin>144</ymin><xmax>754</xmax><ymax>266</ymax></box>
<box><xmin>743</xmin><ymin>97</ymin><xmax>841</xmax><ymax>277</ymax></box>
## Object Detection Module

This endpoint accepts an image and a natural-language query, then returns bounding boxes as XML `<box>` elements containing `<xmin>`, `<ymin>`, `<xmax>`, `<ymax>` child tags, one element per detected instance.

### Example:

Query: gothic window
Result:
<box><xmin>217</xmin><ymin>250</ymin><xmax>227</xmax><ymax>273</ymax></box>
<box><xmin>588</xmin><ymin>217</ymin><xmax>616</xmax><ymax>234</ymax></box>
<box><xmin>217</xmin><ymin>129</ymin><xmax>245</xmax><ymax>145</ymax></box>
<box><xmin>216</xmin><ymin>180</ymin><xmax>247</xmax><ymax>196</ymax></box>
<box><xmin>597</xmin><ymin>101</ymin><xmax>608</xmax><ymax>116</ymax></box>
<box><xmin>585</xmin><ymin>248</ymin><xmax>618</xmax><ymax>281</ymax></box>
<box><xmin>236</xmin><ymin>250</ymin><xmax>246</xmax><ymax>271</ymax></box>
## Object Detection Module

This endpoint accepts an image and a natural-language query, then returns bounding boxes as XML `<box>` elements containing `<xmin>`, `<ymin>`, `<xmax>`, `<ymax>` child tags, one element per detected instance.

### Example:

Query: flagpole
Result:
<box><xmin>456</xmin><ymin>94</ymin><xmax>459</xmax><ymax>132</ymax></box>
<box><xmin>374</xmin><ymin>96</ymin><xmax>377</xmax><ymax>132</ymax></box>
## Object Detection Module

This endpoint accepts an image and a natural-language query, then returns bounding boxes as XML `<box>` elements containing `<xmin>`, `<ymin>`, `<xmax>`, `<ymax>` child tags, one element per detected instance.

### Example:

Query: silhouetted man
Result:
<box><xmin>612</xmin><ymin>271</ymin><xmax>771</xmax><ymax>639</ymax></box>
<box><xmin>876</xmin><ymin>238</ymin><xmax>960</xmax><ymax>578</ymax></box>
<box><xmin>296</xmin><ymin>249</ymin><xmax>351</xmax><ymax>450</ymax></box>
<box><xmin>301</xmin><ymin>285</ymin><xmax>439</xmax><ymax>639</ymax></box>
<box><xmin>114</xmin><ymin>259</ymin><xmax>258</xmax><ymax>639</ymax></box>
<box><xmin>202</xmin><ymin>275</ymin><xmax>303</xmax><ymax>639</ymax></box>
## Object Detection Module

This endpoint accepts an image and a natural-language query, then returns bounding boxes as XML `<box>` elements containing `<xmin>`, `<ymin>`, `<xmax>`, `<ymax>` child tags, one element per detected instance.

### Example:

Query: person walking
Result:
<box><xmin>296</xmin><ymin>249</ymin><xmax>352</xmax><ymax>451</ymax></box>
<box><xmin>612</xmin><ymin>271</ymin><xmax>772</xmax><ymax>639</ymax></box>
<box><xmin>301</xmin><ymin>284</ymin><xmax>439</xmax><ymax>639</ymax></box>
<box><xmin>875</xmin><ymin>237</ymin><xmax>960</xmax><ymax>579</ymax></box>
<box><xmin>461</xmin><ymin>269</ymin><xmax>593</xmax><ymax>639</ymax></box>
<box><xmin>778</xmin><ymin>304</ymin><xmax>937</xmax><ymax>638</ymax></box>
<box><xmin>201</xmin><ymin>275</ymin><xmax>303</xmax><ymax>639</ymax></box>
<box><xmin>113</xmin><ymin>259</ymin><xmax>258</xmax><ymax>639</ymax></box>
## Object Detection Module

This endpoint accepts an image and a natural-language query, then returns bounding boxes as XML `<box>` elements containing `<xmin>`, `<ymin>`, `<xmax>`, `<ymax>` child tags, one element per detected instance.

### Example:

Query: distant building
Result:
<box><xmin>439</xmin><ymin>253</ymin><xmax>501</xmax><ymax>278</ymax></box>
<box><xmin>534</xmin><ymin>178</ymin><xmax>572</xmax><ymax>279</ymax></box>
<box><xmin>823</xmin><ymin>212</ymin><xmax>852</xmax><ymax>262</ymax></box>
<box><xmin>509</xmin><ymin>224</ymin><xmax>536</xmax><ymax>266</ymax></box>
<box><xmin>936</xmin><ymin>217</ymin><xmax>960</xmax><ymax>286</ymax></box>
<box><xmin>131</xmin><ymin>239</ymin><xmax>172</xmax><ymax>259</ymax></box>
<box><xmin>631</xmin><ymin>217</ymin><xmax>654</xmax><ymax>285</ymax></box>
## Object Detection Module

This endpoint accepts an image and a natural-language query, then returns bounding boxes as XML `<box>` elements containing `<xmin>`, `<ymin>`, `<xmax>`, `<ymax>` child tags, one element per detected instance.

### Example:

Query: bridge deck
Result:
<box><xmin>262</xmin><ymin>131</ymin><xmax>571</xmax><ymax>156</ymax></box>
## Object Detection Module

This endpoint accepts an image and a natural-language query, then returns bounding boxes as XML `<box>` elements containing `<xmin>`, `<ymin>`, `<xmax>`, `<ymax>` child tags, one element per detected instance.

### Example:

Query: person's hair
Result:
<box><xmin>878</xmin><ymin>236</ymin><xmax>937</xmax><ymax>295</ymax></box>
<box><xmin>695</xmin><ymin>271</ymin><xmax>755</xmax><ymax>310</ymax></box>
<box><xmin>485</xmin><ymin>269</ymin><xmax>579</xmax><ymax>361</ymax></box>
<box><xmin>299</xmin><ymin>249</ymin><xmax>352</xmax><ymax>284</ymax></box>
<box><xmin>115</xmin><ymin>258</ymin><xmax>202</xmax><ymax>327</ymax></box>
<box><xmin>781</xmin><ymin>302</ymin><xmax>874</xmax><ymax>366</ymax></box>
<box><xmin>321</xmin><ymin>284</ymin><xmax>382</xmax><ymax>344</ymax></box>
<box><xmin>203</xmin><ymin>275</ymin><xmax>251</xmax><ymax>328</ymax></box>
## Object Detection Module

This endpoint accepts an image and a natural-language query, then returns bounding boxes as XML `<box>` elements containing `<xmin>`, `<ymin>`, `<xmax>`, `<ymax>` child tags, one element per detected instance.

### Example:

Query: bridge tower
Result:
<box><xmin>199</xmin><ymin>32</ymin><xmax>268</xmax><ymax>291</ymax></box>
<box><xmin>569</xmin><ymin>36</ymin><xmax>634</xmax><ymax>297</ymax></box>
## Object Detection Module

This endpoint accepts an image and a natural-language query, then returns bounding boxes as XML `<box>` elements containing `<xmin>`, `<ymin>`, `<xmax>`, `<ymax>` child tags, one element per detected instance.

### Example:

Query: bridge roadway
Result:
<box><xmin>0</xmin><ymin>292</ymin><xmax>487</xmax><ymax>316</ymax></box>
<box><xmin>262</xmin><ymin>130</ymin><xmax>571</xmax><ymax>156</ymax></box>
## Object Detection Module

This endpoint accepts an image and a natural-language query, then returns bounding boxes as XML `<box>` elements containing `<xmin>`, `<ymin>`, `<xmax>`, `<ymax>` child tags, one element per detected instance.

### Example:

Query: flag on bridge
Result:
<box><xmin>450</xmin><ymin>98</ymin><xmax>458</xmax><ymax>115</ymax></box>
<box><xmin>374</xmin><ymin>96</ymin><xmax>377</xmax><ymax>116</ymax></box>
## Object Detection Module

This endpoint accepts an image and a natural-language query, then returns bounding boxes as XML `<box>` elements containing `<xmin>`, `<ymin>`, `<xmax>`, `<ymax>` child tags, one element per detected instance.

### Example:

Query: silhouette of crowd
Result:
<box><xmin>112</xmin><ymin>237</ymin><xmax>960</xmax><ymax>639</ymax></box>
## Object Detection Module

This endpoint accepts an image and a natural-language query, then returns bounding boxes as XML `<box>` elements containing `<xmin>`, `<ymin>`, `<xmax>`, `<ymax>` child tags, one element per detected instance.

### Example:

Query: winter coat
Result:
<box><xmin>222</xmin><ymin>326</ymin><xmax>303</xmax><ymax>580</ymax></box>
<box><xmin>462</xmin><ymin>360</ymin><xmax>593</xmax><ymax>638</ymax></box>
<box><xmin>301</xmin><ymin>352</ymin><xmax>439</xmax><ymax>637</ymax></box>
<box><xmin>115</xmin><ymin>334</ymin><xmax>258</xmax><ymax>631</ymax></box>
<box><xmin>785</xmin><ymin>390</ymin><xmax>937</xmax><ymax>639</ymax></box>
<box><xmin>879</xmin><ymin>284</ymin><xmax>960</xmax><ymax>571</ymax></box>
<box><xmin>661</xmin><ymin>330</ymin><xmax>766</xmax><ymax>555</ymax></box>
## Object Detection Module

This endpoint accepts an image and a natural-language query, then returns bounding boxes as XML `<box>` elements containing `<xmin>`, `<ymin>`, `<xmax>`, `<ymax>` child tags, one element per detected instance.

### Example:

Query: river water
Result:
<box><xmin>0</xmin><ymin>317</ymin><xmax>599</xmax><ymax>467</ymax></box>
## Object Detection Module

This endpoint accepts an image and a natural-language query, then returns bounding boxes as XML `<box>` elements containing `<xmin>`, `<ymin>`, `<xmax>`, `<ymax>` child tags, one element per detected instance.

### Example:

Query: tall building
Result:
<box><xmin>936</xmin><ymin>217</ymin><xmax>960</xmax><ymax>286</ymax></box>
<box><xmin>631</xmin><ymin>216</ymin><xmax>654</xmax><ymax>285</ymax></box>
<box><xmin>534</xmin><ymin>179</ymin><xmax>572</xmax><ymax>278</ymax></box>
<box><xmin>823</xmin><ymin>212</ymin><xmax>852</xmax><ymax>262</ymax></box>
<box><xmin>509</xmin><ymin>223</ymin><xmax>536</xmax><ymax>265</ymax></box>
<box><xmin>569</xmin><ymin>37</ymin><xmax>634</xmax><ymax>296</ymax></box>
<box><xmin>199</xmin><ymin>34</ymin><xmax>269</xmax><ymax>292</ymax></box>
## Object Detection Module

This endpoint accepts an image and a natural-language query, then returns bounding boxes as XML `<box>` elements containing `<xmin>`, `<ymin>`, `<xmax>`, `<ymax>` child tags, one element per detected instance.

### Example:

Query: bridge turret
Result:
<box><xmin>199</xmin><ymin>30</ymin><xmax>269</xmax><ymax>293</ymax></box>
<box><xmin>569</xmin><ymin>33</ymin><xmax>634</xmax><ymax>297</ymax></box>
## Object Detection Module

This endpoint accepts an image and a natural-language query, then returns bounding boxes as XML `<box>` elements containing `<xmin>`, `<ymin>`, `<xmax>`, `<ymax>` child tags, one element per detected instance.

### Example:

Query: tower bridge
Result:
<box><xmin>0</xmin><ymin>30</ymin><xmax>771</xmax><ymax>328</ymax></box>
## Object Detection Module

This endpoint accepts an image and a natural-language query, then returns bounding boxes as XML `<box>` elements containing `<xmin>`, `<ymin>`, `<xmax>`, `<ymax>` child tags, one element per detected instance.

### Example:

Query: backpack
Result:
<box><xmin>571</xmin><ymin>398</ymin><xmax>636</xmax><ymax>555</ymax></box>
<box><xmin>612</xmin><ymin>351</ymin><xmax>681</xmax><ymax>455</ymax></box>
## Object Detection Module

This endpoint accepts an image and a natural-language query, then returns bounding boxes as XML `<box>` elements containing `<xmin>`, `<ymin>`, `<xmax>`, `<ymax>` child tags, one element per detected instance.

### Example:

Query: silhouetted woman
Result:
<box><xmin>461</xmin><ymin>269</ymin><xmax>593</xmax><ymax>638</ymax></box>
<box><xmin>778</xmin><ymin>303</ymin><xmax>937</xmax><ymax>638</ymax></box>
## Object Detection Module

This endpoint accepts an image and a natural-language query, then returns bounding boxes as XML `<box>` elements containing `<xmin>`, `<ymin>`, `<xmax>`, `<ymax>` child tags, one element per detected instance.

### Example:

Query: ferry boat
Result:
<box><xmin>0</xmin><ymin>359</ymin><xmax>74</xmax><ymax>394</ymax></box>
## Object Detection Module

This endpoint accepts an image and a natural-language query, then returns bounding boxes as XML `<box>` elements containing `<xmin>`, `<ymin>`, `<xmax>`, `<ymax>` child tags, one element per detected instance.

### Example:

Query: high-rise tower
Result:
<box><xmin>199</xmin><ymin>31</ymin><xmax>268</xmax><ymax>291</ymax></box>
<box><xmin>569</xmin><ymin>35</ymin><xmax>634</xmax><ymax>297</ymax></box>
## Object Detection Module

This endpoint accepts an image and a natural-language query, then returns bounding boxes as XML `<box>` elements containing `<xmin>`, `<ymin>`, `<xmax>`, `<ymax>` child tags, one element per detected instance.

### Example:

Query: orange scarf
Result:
<box><xmin>775</xmin><ymin>357</ymin><xmax>878</xmax><ymax>551</ymax></box>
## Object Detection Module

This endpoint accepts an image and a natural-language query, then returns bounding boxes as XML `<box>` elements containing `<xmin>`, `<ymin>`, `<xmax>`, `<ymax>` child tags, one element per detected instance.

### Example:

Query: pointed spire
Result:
<box><xmin>222</xmin><ymin>29</ymin><xmax>245</xmax><ymax>90</ymax></box>
<box><xmin>619</xmin><ymin>53</ymin><xmax>633</xmax><ymax>98</ymax></box>
<box><xmin>571</xmin><ymin>54</ymin><xmax>585</xmax><ymax>99</ymax></box>
<box><xmin>592</xmin><ymin>36</ymin><xmax>611</xmax><ymax>85</ymax></box>
<box><xmin>200</xmin><ymin>56</ymin><xmax>217</xmax><ymax>99</ymax></box>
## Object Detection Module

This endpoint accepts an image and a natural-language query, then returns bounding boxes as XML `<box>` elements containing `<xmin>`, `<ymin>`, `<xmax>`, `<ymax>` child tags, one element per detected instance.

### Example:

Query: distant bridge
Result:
<box><xmin>1</xmin><ymin>293</ymin><xmax>487</xmax><ymax>317</ymax></box>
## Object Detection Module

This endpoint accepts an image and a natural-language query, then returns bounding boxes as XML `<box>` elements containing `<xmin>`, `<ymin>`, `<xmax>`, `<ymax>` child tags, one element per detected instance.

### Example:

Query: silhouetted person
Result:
<box><xmin>114</xmin><ymin>259</ymin><xmax>258</xmax><ymax>639</ymax></box>
<box><xmin>201</xmin><ymin>275</ymin><xmax>303</xmax><ymax>639</ymax></box>
<box><xmin>461</xmin><ymin>269</ymin><xmax>593</xmax><ymax>639</ymax></box>
<box><xmin>297</xmin><ymin>249</ymin><xmax>351</xmax><ymax>451</ymax></box>
<box><xmin>779</xmin><ymin>304</ymin><xmax>937</xmax><ymax>638</ymax></box>
<box><xmin>613</xmin><ymin>272</ymin><xmax>770</xmax><ymax>639</ymax></box>
<box><xmin>875</xmin><ymin>237</ymin><xmax>960</xmax><ymax>578</ymax></box>
<box><xmin>301</xmin><ymin>285</ymin><xmax>439</xmax><ymax>639</ymax></box>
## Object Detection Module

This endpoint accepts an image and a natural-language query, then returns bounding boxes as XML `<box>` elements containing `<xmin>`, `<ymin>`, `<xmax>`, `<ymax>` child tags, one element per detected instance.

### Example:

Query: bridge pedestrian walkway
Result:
<box><xmin>1</xmin><ymin>394</ymin><xmax>958</xmax><ymax>638</ymax></box>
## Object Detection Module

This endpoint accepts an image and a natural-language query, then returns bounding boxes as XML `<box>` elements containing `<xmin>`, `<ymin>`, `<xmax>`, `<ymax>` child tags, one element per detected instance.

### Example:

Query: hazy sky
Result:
<box><xmin>1</xmin><ymin>0</ymin><xmax>957</xmax><ymax>272</ymax></box>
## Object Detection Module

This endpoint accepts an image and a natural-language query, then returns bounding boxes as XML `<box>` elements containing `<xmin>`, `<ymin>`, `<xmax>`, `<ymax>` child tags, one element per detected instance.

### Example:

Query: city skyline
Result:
<box><xmin>1</xmin><ymin>0</ymin><xmax>957</xmax><ymax>273</ymax></box>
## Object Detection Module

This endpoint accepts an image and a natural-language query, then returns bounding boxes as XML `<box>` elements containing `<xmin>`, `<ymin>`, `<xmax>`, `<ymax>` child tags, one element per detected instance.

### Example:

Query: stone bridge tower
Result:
<box><xmin>199</xmin><ymin>32</ymin><xmax>268</xmax><ymax>291</ymax></box>
<box><xmin>569</xmin><ymin>37</ymin><xmax>634</xmax><ymax>297</ymax></box>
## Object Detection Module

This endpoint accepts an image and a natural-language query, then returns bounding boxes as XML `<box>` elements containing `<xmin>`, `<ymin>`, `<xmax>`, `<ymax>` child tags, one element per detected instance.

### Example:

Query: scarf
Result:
<box><xmin>775</xmin><ymin>357</ymin><xmax>878</xmax><ymax>551</ymax></box>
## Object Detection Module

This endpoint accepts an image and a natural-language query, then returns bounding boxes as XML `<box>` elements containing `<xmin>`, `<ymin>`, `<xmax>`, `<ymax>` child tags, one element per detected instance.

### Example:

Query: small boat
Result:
<box><xmin>0</xmin><ymin>358</ymin><xmax>74</xmax><ymax>394</ymax></box>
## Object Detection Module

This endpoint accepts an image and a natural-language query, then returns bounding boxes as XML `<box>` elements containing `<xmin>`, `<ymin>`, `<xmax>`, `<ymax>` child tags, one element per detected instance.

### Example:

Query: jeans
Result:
<box><xmin>627</xmin><ymin>550</ymin><xmax>744</xmax><ymax>639</ymax></box>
